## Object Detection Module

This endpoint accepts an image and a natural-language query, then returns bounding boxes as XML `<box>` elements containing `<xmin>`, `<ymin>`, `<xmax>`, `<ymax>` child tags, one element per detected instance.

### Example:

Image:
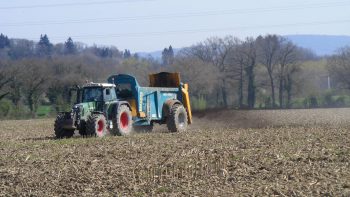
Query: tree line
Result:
<box><xmin>169</xmin><ymin>35</ymin><xmax>319</xmax><ymax>109</ymax></box>
<box><xmin>0</xmin><ymin>33</ymin><xmax>349</xmax><ymax>119</ymax></box>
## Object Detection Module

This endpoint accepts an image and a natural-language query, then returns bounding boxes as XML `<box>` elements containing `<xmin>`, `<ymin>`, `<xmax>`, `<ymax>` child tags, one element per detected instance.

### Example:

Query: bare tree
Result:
<box><xmin>233</xmin><ymin>38</ymin><xmax>258</xmax><ymax>108</ymax></box>
<box><xmin>6</xmin><ymin>64</ymin><xmax>23</xmax><ymax>108</ymax></box>
<box><xmin>230</xmin><ymin>44</ymin><xmax>245</xmax><ymax>108</ymax></box>
<box><xmin>20</xmin><ymin>60</ymin><xmax>48</xmax><ymax>115</ymax></box>
<box><xmin>257</xmin><ymin>35</ymin><xmax>281</xmax><ymax>108</ymax></box>
<box><xmin>183</xmin><ymin>36</ymin><xmax>238</xmax><ymax>108</ymax></box>
<box><xmin>277</xmin><ymin>39</ymin><xmax>298</xmax><ymax>108</ymax></box>
<box><xmin>0</xmin><ymin>75</ymin><xmax>11</xmax><ymax>100</ymax></box>
<box><xmin>0</xmin><ymin>62</ymin><xmax>12</xmax><ymax>101</ymax></box>
<box><xmin>170</xmin><ymin>53</ymin><xmax>219</xmax><ymax>100</ymax></box>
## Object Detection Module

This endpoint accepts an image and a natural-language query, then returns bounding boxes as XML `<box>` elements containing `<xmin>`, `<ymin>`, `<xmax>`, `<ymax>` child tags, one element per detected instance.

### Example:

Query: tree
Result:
<box><xmin>8</xmin><ymin>39</ymin><xmax>35</xmax><ymax>59</ymax></box>
<box><xmin>64</xmin><ymin>37</ymin><xmax>76</xmax><ymax>55</ymax></box>
<box><xmin>20</xmin><ymin>60</ymin><xmax>48</xmax><ymax>115</ymax></box>
<box><xmin>91</xmin><ymin>45</ymin><xmax>120</xmax><ymax>58</ymax></box>
<box><xmin>230</xmin><ymin>44</ymin><xmax>245</xmax><ymax>108</ymax></box>
<box><xmin>162</xmin><ymin>45</ymin><xmax>175</xmax><ymax>65</ymax></box>
<box><xmin>4</xmin><ymin>63</ymin><xmax>23</xmax><ymax>108</ymax></box>
<box><xmin>233</xmin><ymin>38</ymin><xmax>258</xmax><ymax>108</ymax></box>
<box><xmin>100</xmin><ymin>47</ymin><xmax>111</xmax><ymax>58</ymax></box>
<box><xmin>8</xmin><ymin>71</ymin><xmax>22</xmax><ymax>108</ymax></box>
<box><xmin>183</xmin><ymin>36</ymin><xmax>238</xmax><ymax>108</ymax></box>
<box><xmin>276</xmin><ymin>39</ymin><xmax>299</xmax><ymax>108</ymax></box>
<box><xmin>327</xmin><ymin>47</ymin><xmax>350</xmax><ymax>89</ymax></box>
<box><xmin>167</xmin><ymin>54</ymin><xmax>219</xmax><ymax>110</ymax></box>
<box><xmin>0</xmin><ymin>64</ymin><xmax>12</xmax><ymax>101</ymax></box>
<box><xmin>162</xmin><ymin>48</ymin><xmax>169</xmax><ymax>65</ymax></box>
<box><xmin>257</xmin><ymin>35</ymin><xmax>281</xmax><ymax>108</ymax></box>
<box><xmin>37</xmin><ymin>34</ymin><xmax>53</xmax><ymax>57</ymax></box>
<box><xmin>284</xmin><ymin>63</ymin><xmax>300</xmax><ymax>108</ymax></box>
<box><xmin>0</xmin><ymin>33</ymin><xmax>10</xmax><ymax>49</ymax></box>
<box><xmin>123</xmin><ymin>49</ymin><xmax>131</xmax><ymax>59</ymax></box>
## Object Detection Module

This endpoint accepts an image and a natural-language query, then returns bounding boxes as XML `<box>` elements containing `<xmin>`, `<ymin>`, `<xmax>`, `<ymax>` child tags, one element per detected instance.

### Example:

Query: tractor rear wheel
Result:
<box><xmin>54</xmin><ymin>114</ymin><xmax>74</xmax><ymax>138</ymax></box>
<box><xmin>111</xmin><ymin>105</ymin><xmax>133</xmax><ymax>136</ymax></box>
<box><xmin>167</xmin><ymin>104</ymin><xmax>188</xmax><ymax>132</ymax></box>
<box><xmin>86</xmin><ymin>114</ymin><xmax>108</xmax><ymax>137</ymax></box>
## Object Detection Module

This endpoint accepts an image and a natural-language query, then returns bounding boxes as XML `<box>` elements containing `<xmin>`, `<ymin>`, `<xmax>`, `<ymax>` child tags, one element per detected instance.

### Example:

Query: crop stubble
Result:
<box><xmin>0</xmin><ymin>108</ymin><xmax>350</xmax><ymax>196</ymax></box>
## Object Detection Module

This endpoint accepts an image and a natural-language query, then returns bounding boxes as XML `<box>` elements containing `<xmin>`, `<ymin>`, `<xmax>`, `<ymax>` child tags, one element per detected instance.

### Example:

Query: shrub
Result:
<box><xmin>308</xmin><ymin>96</ymin><xmax>318</xmax><ymax>108</ymax></box>
<box><xmin>0</xmin><ymin>99</ymin><xmax>12</xmax><ymax>118</ymax></box>
<box><xmin>192</xmin><ymin>96</ymin><xmax>207</xmax><ymax>111</ymax></box>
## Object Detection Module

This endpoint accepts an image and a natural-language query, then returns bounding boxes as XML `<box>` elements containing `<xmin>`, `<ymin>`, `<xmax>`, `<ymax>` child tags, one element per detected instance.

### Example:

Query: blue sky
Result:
<box><xmin>1</xmin><ymin>0</ymin><xmax>349</xmax><ymax>52</ymax></box>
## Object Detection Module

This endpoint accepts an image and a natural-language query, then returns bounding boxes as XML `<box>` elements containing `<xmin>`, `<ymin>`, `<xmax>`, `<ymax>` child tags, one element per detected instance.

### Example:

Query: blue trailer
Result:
<box><xmin>107</xmin><ymin>72</ymin><xmax>192</xmax><ymax>134</ymax></box>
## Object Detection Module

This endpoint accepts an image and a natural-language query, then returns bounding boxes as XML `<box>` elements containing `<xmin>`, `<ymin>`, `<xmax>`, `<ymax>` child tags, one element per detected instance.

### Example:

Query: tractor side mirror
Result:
<box><xmin>106</xmin><ymin>89</ymin><xmax>110</xmax><ymax>95</ymax></box>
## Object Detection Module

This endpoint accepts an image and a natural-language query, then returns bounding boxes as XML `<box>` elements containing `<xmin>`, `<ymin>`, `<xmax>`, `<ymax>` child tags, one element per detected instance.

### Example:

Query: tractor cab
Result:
<box><xmin>73</xmin><ymin>82</ymin><xmax>117</xmax><ymax>113</ymax></box>
<box><xmin>79</xmin><ymin>83</ymin><xmax>117</xmax><ymax>103</ymax></box>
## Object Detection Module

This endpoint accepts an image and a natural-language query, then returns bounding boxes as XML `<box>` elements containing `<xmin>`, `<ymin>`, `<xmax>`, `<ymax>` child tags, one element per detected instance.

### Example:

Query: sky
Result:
<box><xmin>1</xmin><ymin>0</ymin><xmax>350</xmax><ymax>52</ymax></box>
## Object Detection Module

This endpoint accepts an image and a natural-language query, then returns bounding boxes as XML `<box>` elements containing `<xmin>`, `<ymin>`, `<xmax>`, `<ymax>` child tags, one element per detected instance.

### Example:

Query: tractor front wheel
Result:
<box><xmin>78</xmin><ymin>121</ymin><xmax>87</xmax><ymax>137</ymax></box>
<box><xmin>54</xmin><ymin>114</ymin><xmax>74</xmax><ymax>139</ymax></box>
<box><xmin>167</xmin><ymin>104</ymin><xmax>188</xmax><ymax>132</ymax></box>
<box><xmin>86</xmin><ymin>114</ymin><xmax>108</xmax><ymax>137</ymax></box>
<box><xmin>111</xmin><ymin>105</ymin><xmax>133</xmax><ymax>136</ymax></box>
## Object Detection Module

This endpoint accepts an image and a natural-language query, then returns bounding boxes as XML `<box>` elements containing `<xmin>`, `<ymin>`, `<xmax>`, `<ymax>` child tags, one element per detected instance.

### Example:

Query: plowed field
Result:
<box><xmin>1</xmin><ymin>108</ymin><xmax>350</xmax><ymax>196</ymax></box>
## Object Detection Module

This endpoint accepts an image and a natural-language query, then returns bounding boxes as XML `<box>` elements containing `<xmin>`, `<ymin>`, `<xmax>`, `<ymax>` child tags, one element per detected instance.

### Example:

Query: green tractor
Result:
<box><xmin>54</xmin><ymin>72</ymin><xmax>192</xmax><ymax>138</ymax></box>
<box><xmin>54</xmin><ymin>82</ymin><xmax>124</xmax><ymax>138</ymax></box>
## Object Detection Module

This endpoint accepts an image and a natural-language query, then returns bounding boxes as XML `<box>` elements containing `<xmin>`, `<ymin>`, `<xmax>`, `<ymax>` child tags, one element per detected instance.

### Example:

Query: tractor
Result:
<box><xmin>54</xmin><ymin>72</ymin><xmax>192</xmax><ymax>138</ymax></box>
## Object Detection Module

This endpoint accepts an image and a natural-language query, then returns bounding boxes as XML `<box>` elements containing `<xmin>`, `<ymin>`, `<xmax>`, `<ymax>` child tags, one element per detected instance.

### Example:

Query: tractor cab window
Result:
<box><xmin>82</xmin><ymin>87</ymin><xmax>103</xmax><ymax>102</ymax></box>
<box><xmin>104</xmin><ymin>88</ymin><xmax>117</xmax><ymax>101</ymax></box>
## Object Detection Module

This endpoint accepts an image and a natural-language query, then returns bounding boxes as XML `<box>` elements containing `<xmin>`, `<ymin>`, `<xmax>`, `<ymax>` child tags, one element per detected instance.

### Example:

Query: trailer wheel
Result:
<box><xmin>167</xmin><ymin>104</ymin><xmax>188</xmax><ymax>132</ymax></box>
<box><xmin>54</xmin><ymin>114</ymin><xmax>74</xmax><ymax>139</ymax></box>
<box><xmin>111</xmin><ymin>105</ymin><xmax>133</xmax><ymax>136</ymax></box>
<box><xmin>86</xmin><ymin>114</ymin><xmax>108</xmax><ymax>137</ymax></box>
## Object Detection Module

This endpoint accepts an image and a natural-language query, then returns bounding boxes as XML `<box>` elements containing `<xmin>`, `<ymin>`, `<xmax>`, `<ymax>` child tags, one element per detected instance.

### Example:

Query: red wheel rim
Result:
<box><xmin>120</xmin><ymin>112</ymin><xmax>129</xmax><ymax>129</ymax></box>
<box><xmin>97</xmin><ymin>120</ymin><xmax>104</xmax><ymax>133</ymax></box>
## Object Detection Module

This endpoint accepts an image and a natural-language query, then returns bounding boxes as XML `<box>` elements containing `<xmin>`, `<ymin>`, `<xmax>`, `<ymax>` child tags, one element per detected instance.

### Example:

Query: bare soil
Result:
<box><xmin>0</xmin><ymin>108</ymin><xmax>350</xmax><ymax>196</ymax></box>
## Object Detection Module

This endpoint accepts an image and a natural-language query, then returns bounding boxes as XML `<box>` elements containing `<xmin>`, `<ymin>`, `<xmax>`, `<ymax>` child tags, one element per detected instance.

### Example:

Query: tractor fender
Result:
<box><xmin>162</xmin><ymin>99</ymin><xmax>182</xmax><ymax>120</ymax></box>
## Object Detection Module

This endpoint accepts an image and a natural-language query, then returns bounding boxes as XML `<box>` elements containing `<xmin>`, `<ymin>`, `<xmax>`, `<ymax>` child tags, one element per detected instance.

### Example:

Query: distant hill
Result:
<box><xmin>138</xmin><ymin>35</ymin><xmax>350</xmax><ymax>59</ymax></box>
<box><xmin>285</xmin><ymin>35</ymin><xmax>350</xmax><ymax>56</ymax></box>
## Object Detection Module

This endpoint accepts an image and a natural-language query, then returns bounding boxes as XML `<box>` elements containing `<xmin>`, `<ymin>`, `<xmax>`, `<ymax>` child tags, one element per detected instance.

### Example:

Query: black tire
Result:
<box><xmin>54</xmin><ymin>114</ymin><xmax>74</xmax><ymax>139</ymax></box>
<box><xmin>133</xmin><ymin>124</ymin><xmax>153</xmax><ymax>133</ymax></box>
<box><xmin>86</xmin><ymin>114</ymin><xmax>108</xmax><ymax>137</ymax></box>
<box><xmin>78</xmin><ymin>121</ymin><xmax>87</xmax><ymax>136</ymax></box>
<box><xmin>167</xmin><ymin>104</ymin><xmax>188</xmax><ymax>132</ymax></box>
<box><xmin>111</xmin><ymin>105</ymin><xmax>133</xmax><ymax>136</ymax></box>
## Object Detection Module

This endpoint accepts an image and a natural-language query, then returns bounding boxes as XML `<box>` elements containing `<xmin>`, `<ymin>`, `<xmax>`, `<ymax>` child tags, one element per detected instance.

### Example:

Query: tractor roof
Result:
<box><xmin>83</xmin><ymin>82</ymin><xmax>116</xmax><ymax>88</ymax></box>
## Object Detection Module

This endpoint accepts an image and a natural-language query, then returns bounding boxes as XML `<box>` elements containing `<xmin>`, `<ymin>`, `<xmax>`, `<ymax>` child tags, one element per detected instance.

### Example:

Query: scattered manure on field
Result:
<box><xmin>192</xmin><ymin>108</ymin><xmax>350</xmax><ymax>129</ymax></box>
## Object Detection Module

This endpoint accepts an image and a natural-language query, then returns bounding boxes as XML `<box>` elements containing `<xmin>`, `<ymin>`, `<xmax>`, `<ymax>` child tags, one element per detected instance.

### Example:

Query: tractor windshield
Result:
<box><xmin>82</xmin><ymin>87</ymin><xmax>103</xmax><ymax>102</ymax></box>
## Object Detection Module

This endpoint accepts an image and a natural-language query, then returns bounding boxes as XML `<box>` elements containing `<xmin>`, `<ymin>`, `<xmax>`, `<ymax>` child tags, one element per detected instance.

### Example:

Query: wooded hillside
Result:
<box><xmin>0</xmin><ymin>33</ymin><xmax>349</xmax><ymax>119</ymax></box>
